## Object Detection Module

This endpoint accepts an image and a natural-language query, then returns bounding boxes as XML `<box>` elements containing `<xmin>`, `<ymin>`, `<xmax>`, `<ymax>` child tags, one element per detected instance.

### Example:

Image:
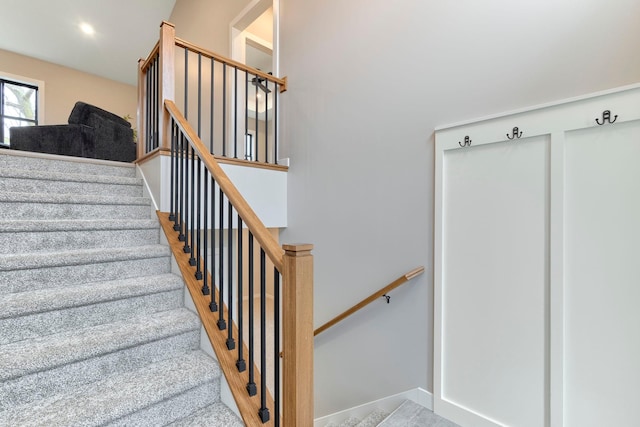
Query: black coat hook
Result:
<box><xmin>506</xmin><ymin>127</ymin><xmax>523</xmax><ymax>140</ymax></box>
<box><xmin>382</xmin><ymin>294</ymin><xmax>391</xmax><ymax>304</ymax></box>
<box><xmin>596</xmin><ymin>110</ymin><xmax>618</xmax><ymax>125</ymax></box>
<box><xmin>458</xmin><ymin>136</ymin><xmax>472</xmax><ymax>147</ymax></box>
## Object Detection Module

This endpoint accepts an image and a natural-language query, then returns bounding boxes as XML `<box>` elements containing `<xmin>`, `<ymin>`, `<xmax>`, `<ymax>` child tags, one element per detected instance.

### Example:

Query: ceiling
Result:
<box><xmin>0</xmin><ymin>0</ymin><xmax>176</xmax><ymax>86</ymax></box>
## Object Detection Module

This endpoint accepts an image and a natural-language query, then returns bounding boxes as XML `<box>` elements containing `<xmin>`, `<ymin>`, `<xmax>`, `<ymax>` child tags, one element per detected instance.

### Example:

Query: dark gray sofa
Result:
<box><xmin>9</xmin><ymin>101</ymin><xmax>136</xmax><ymax>162</ymax></box>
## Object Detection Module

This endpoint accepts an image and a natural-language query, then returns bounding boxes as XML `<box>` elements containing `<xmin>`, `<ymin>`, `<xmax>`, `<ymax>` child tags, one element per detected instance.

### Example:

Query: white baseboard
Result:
<box><xmin>135</xmin><ymin>164</ymin><xmax>159</xmax><ymax>212</ymax></box>
<box><xmin>314</xmin><ymin>388</ymin><xmax>433</xmax><ymax>427</ymax></box>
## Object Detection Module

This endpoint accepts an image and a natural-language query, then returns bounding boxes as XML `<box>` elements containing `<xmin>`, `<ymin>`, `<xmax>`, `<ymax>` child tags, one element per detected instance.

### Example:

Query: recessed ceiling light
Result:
<box><xmin>80</xmin><ymin>23</ymin><xmax>95</xmax><ymax>36</ymax></box>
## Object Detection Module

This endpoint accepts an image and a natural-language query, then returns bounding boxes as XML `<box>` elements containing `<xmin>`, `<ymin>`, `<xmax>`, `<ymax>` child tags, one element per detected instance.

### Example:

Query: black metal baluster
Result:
<box><xmin>151</xmin><ymin>59</ymin><xmax>156</xmax><ymax>151</ymax></box>
<box><xmin>152</xmin><ymin>59</ymin><xmax>157</xmax><ymax>150</ymax></box>
<box><xmin>148</xmin><ymin>60</ymin><xmax>153</xmax><ymax>152</ymax></box>
<box><xmin>254</xmin><ymin>76</ymin><xmax>259</xmax><ymax>162</ymax></box>
<box><xmin>247</xmin><ymin>232</ymin><xmax>257</xmax><ymax>396</ymax></box>
<box><xmin>184</xmin><ymin>48</ymin><xmax>189</xmax><ymax>119</ymax></box>
<box><xmin>265</xmin><ymin>80</ymin><xmax>269</xmax><ymax>164</ymax></box>
<box><xmin>259</xmin><ymin>248</ymin><xmax>270</xmax><ymax>422</ymax></box>
<box><xmin>274</xmin><ymin>267</ymin><xmax>281</xmax><ymax>427</ymax></box>
<box><xmin>169</xmin><ymin>122</ymin><xmax>176</xmax><ymax>222</ymax></box>
<box><xmin>210</xmin><ymin>57</ymin><xmax>215</xmax><ymax>154</ymax></box>
<box><xmin>155</xmin><ymin>58</ymin><xmax>160</xmax><ymax>148</ymax></box>
<box><xmin>209</xmin><ymin>175</ymin><xmax>218</xmax><ymax>312</ymax></box>
<box><xmin>189</xmin><ymin>146</ymin><xmax>196</xmax><ymax>264</ymax></box>
<box><xmin>237</xmin><ymin>215</ymin><xmax>246</xmax><ymax>372</ymax></box>
<box><xmin>202</xmin><ymin>167</ymin><xmax>210</xmax><ymax>296</ymax></box>
<box><xmin>217</xmin><ymin>188</ymin><xmax>226</xmax><ymax>330</ymax></box>
<box><xmin>173</xmin><ymin>123</ymin><xmax>180</xmax><ymax>227</ymax></box>
<box><xmin>234</xmin><ymin>67</ymin><xmax>238</xmax><ymax>159</ymax></box>
<box><xmin>222</xmin><ymin>65</ymin><xmax>227</xmax><ymax>157</ymax></box>
<box><xmin>145</xmin><ymin>64</ymin><xmax>151</xmax><ymax>152</ymax></box>
<box><xmin>245</xmin><ymin>71</ymin><xmax>249</xmax><ymax>160</ymax></box>
<box><xmin>183</xmin><ymin>144</ymin><xmax>191</xmax><ymax>253</ymax></box>
<box><xmin>195</xmin><ymin>156</ymin><xmax>203</xmax><ymax>279</ymax></box>
<box><xmin>226</xmin><ymin>197</ymin><xmax>235</xmax><ymax>350</ymax></box>
<box><xmin>197</xmin><ymin>53</ymin><xmax>202</xmax><ymax>138</ymax></box>
<box><xmin>274</xmin><ymin>83</ymin><xmax>278</xmax><ymax>165</ymax></box>
<box><xmin>177</xmin><ymin>133</ymin><xmax>185</xmax><ymax>241</ymax></box>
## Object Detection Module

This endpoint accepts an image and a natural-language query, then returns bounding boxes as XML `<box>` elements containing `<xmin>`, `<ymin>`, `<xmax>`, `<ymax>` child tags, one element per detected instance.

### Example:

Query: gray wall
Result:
<box><xmin>278</xmin><ymin>0</ymin><xmax>640</xmax><ymax>417</ymax></box>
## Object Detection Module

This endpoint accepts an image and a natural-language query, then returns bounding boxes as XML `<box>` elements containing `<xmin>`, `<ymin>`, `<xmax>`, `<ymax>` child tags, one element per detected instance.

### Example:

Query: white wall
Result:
<box><xmin>138</xmin><ymin>155</ymin><xmax>287</xmax><ymax>228</ymax></box>
<box><xmin>278</xmin><ymin>0</ymin><xmax>640</xmax><ymax>417</ymax></box>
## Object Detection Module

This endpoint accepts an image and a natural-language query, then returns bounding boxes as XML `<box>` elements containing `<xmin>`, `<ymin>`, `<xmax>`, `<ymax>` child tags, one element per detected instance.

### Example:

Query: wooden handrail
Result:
<box><xmin>314</xmin><ymin>266</ymin><xmax>425</xmax><ymax>336</ymax></box>
<box><xmin>140</xmin><ymin>41</ymin><xmax>159</xmax><ymax>72</ymax></box>
<box><xmin>175</xmin><ymin>37</ymin><xmax>287</xmax><ymax>92</ymax></box>
<box><xmin>164</xmin><ymin>99</ymin><xmax>284</xmax><ymax>272</ymax></box>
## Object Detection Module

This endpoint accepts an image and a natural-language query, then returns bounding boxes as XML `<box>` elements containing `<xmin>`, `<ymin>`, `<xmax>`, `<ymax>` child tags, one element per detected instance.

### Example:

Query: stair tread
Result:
<box><xmin>0</xmin><ymin>153</ymin><xmax>232</xmax><ymax>425</ymax></box>
<box><xmin>0</xmin><ymin>166</ymin><xmax>142</xmax><ymax>186</ymax></box>
<box><xmin>0</xmin><ymin>273</ymin><xmax>182</xmax><ymax>319</ymax></box>
<box><xmin>379</xmin><ymin>401</ymin><xmax>461</xmax><ymax>427</ymax></box>
<box><xmin>356</xmin><ymin>409</ymin><xmax>390</xmax><ymax>427</ymax></box>
<box><xmin>0</xmin><ymin>218</ymin><xmax>158</xmax><ymax>232</ymax></box>
<box><xmin>168</xmin><ymin>402</ymin><xmax>244</xmax><ymax>427</ymax></box>
<box><xmin>0</xmin><ymin>151</ymin><xmax>137</xmax><ymax>178</ymax></box>
<box><xmin>0</xmin><ymin>244</ymin><xmax>169</xmax><ymax>271</ymax></box>
<box><xmin>0</xmin><ymin>190</ymin><xmax>150</xmax><ymax>205</ymax></box>
<box><xmin>0</xmin><ymin>350</ymin><xmax>219</xmax><ymax>427</ymax></box>
<box><xmin>0</xmin><ymin>307</ymin><xmax>200</xmax><ymax>381</ymax></box>
<box><xmin>329</xmin><ymin>417</ymin><xmax>360</xmax><ymax>427</ymax></box>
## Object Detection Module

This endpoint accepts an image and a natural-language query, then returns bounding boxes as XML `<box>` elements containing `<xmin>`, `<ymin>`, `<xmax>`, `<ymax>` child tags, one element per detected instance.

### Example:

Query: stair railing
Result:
<box><xmin>314</xmin><ymin>267</ymin><xmax>424</xmax><ymax>336</ymax></box>
<box><xmin>137</xmin><ymin>21</ymin><xmax>286</xmax><ymax>165</ymax></box>
<box><xmin>162</xmin><ymin>100</ymin><xmax>312</xmax><ymax>426</ymax></box>
<box><xmin>137</xmin><ymin>21</ymin><xmax>312</xmax><ymax>427</ymax></box>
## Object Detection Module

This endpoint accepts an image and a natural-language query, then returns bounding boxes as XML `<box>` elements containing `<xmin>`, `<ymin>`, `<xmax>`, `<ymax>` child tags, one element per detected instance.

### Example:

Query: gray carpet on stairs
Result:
<box><xmin>0</xmin><ymin>151</ymin><xmax>242</xmax><ymax>426</ymax></box>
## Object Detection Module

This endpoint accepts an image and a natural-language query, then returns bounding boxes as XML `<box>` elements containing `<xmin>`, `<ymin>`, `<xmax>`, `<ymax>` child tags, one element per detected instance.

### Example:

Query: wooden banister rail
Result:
<box><xmin>175</xmin><ymin>37</ymin><xmax>287</xmax><ymax>92</ymax></box>
<box><xmin>314</xmin><ymin>266</ymin><xmax>425</xmax><ymax>337</ymax></box>
<box><xmin>164</xmin><ymin>99</ymin><xmax>284</xmax><ymax>271</ymax></box>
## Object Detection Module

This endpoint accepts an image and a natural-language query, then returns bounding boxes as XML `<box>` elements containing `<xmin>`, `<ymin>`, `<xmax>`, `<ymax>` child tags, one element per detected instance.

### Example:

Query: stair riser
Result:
<box><xmin>110</xmin><ymin>380</ymin><xmax>220</xmax><ymax>427</ymax></box>
<box><xmin>0</xmin><ymin>330</ymin><xmax>200</xmax><ymax>412</ymax></box>
<box><xmin>0</xmin><ymin>177</ymin><xmax>142</xmax><ymax>197</ymax></box>
<box><xmin>0</xmin><ymin>228</ymin><xmax>159</xmax><ymax>254</ymax></box>
<box><xmin>1</xmin><ymin>256</ymin><xmax>171</xmax><ymax>294</ymax></box>
<box><xmin>0</xmin><ymin>153</ymin><xmax>136</xmax><ymax>178</ymax></box>
<box><xmin>0</xmin><ymin>289</ymin><xmax>184</xmax><ymax>345</ymax></box>
<box><xmin>0</xmin><ymin>201</ymin><xmax>151</xmax><ymax>220</ymax></box>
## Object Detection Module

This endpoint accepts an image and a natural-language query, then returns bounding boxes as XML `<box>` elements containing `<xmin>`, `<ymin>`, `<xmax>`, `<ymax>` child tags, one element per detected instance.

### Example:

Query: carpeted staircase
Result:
<box><xmin>0</xmin><ymin>150</ymin><xmax>242</xmax><ymax>426</ymax></box>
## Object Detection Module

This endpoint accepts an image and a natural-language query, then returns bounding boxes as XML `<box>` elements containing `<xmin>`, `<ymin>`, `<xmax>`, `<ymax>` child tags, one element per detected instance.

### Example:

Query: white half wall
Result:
<box><xmin>138</xmin><ymin>155</ymin><xmax>286</xmax><ymax>228</ymax></box>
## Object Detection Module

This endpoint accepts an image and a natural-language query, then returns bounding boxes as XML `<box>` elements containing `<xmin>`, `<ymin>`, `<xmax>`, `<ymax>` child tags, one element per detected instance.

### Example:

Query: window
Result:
<box><xmin>1</xmin><ymin>77</ymin><xmax>40</xmax><ymax>146</ymax></box>
<box><xmin>245</xmin><ymin>132</ymin><xmax>255</xmax><ymax>160</ymax></box>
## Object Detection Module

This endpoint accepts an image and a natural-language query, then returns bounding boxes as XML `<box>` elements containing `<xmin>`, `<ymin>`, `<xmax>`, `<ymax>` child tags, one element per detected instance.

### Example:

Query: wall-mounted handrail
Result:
<box><xmin>314</xmin><ymin>266</ymin><xmax>425</xmax><ymax>337</ymax></box>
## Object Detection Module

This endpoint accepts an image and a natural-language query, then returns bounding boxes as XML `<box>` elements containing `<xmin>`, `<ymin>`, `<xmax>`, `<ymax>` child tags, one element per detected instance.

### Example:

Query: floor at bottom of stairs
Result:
<box><xmin>324</xmin><ymin>400</ymin><xmax>462</xmax><ymax>427</ymax></box>
<box><xmin>379</xmin><ymin>400</ymin><xmax>461</xmax><ymax>427</ymax></box>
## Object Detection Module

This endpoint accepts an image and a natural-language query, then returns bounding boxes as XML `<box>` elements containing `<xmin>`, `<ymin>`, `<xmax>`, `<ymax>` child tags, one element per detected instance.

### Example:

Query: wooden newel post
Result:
<box><xmin>158</xmin><ymin>21</ymin><xmax>175</xmax><ymax>152</ymax></box>
<box><xmin>136</xmin><ymin>58</ymin><xmax>145</xmax><ymax>160</ymax></box>
<box><xmin>282</xmin><ymin>243</ymin><xmax>314</xmax><ymax>427</ymax></box>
